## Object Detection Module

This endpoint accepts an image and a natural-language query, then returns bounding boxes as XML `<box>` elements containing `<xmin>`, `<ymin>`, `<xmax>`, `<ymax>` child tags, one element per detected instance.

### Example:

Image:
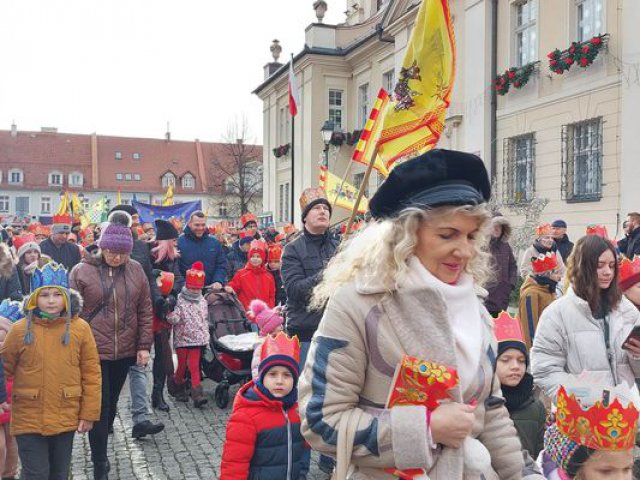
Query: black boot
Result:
<box><xmin>191</xmin><ymin>385</ymin><xmax>208</xmax><ymax>408</ymax></box>
<box><xmin>93</xmin><ymin>460</ymin><xmax>110</xmax><ymax>480</ymax></box>
<box><xmin>132</xmin><ymin>420</ymin><xmax>165</xmax><ymax>439</ymax></box>
<box><xmin>152</xmin><ymin>376</ymin><xmax>170</xmax><ymax>412</ymax></box>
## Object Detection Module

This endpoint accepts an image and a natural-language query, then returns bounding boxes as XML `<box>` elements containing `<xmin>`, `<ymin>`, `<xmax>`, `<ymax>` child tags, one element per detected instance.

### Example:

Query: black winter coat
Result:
<box><xmin>281</xmin><ymin>229</ymin><xmax>338</xmax><ymax>340</ymax></box>
<box><xmin>268</xmin><ymin>267</ymin><xmax>286</xmax><ymax>307</ymax></box>
<box><xmin>0</xmin><ymin>244</ymin><xmax>22</xmax><ymax>302</ymax></box>
<box><xmin>39</xmin><ymin>238</ymin><xmax>81</xmax><ymax>271</ymax></box>
<box><xmin>625</xmin><ymin>228</ymin><xmax>640</xmax><ymax>259</ymax></box>
<box><xmin>227</xmin><ymin>243</ymin><xmax>247</xmax><ymax>280</ymax></box>
<box><xmin>554</xmin><ymin>235</ymin><xmax>574</xmax><ymax>263</ymax></box>
<box><xmin>152</xmin><ymin>256</ymin><xmax>185</xmax><ymax>317</ymax></box>
<box><xmin>131</xmin><ymin>240</ymin><xmax>162</xmax><ymax>307</ymax></box>
<box><xmin>503</xmin><ymin>374</ymin><xmax>546</xmax><ymax>459</ymax></box>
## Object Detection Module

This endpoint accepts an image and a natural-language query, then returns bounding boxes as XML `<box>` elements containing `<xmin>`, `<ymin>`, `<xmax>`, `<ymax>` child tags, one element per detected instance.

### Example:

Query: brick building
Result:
<box><xmin>0</xmin><ymin>125</ymin><xmax>263</xmax><ymax>225</ymax></box>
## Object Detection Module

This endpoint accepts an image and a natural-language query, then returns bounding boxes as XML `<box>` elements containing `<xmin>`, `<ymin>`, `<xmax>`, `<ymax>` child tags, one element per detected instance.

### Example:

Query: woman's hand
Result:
<box><xmin>625</xmin><ymin>337</ymin><xmax>640</xmax><ymax>357</ymax></box>
<box><xmin>77</xmin><ymin>420</ymin><xmax>94</xmax><ymax>433</ymax></box>
<box><xmin>137</xmin><ymin>349</ymin><xmax>150</xmax><ymax>366</ymax></box>
<box><xmin>430</xmin><ymin>402</ymin><xmax>476</xmax><ymax>448</ymax></box>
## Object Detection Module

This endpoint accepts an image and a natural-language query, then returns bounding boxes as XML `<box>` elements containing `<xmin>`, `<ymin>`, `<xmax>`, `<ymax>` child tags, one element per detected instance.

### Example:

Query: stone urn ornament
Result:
<box><xmin>270</xmin><ymin>39</ymin><xmax>282</xmax><ymax>62</ymax></box>
<box><xmin>313</xmin><ymin>0</ymin><xmax>328</xmax><ymax>23</ymax></box>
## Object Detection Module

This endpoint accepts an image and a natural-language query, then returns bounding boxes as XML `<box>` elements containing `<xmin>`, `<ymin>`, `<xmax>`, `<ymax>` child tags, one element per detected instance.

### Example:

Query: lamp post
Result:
<box><xmin>321</xmin><ymin>120</ymin><xmax>335</xmax><ymax>170</ymax></box>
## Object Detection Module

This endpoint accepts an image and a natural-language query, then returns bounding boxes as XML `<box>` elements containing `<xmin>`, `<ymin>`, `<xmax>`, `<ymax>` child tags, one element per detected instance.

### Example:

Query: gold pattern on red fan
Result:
<box><xmin>531</xmin><ymin>252</ymin><xmax>558</xmax><ymax>274</ymax></box>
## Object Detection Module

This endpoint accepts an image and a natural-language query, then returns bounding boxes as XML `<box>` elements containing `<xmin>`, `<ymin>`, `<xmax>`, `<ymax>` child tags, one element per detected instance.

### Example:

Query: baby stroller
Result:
<box><xmin>201</xmin><ymin>288</ymin><xmax>256</xmax><ymax>408</ymax></box>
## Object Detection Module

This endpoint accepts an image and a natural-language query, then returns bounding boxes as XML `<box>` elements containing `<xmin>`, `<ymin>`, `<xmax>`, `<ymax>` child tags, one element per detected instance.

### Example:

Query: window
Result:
<box><xmin>182</xmin><ymin>173</ymin><xmax>195</xmax><ymax>189</ymax></box>
<box><xmin>328</xmin><ymin>89</ymin><xmax>344</xmax><ymax>130</ymax></box>
<box><xmin>162</xmin><ymin>172</ymin><xmax>176</xmax><ymax>188</ymax></box>
<box><xmin>353</xmin><ymin>172</ymin><xmax>369</xmax><ymax>198</ymax></box>
<box><xmin>116</xmin><ymin>173</ymin><xmax>123</xmax><ymax>181</ymax></box>
<box><xmin>134</xmin><ymin>174</ymin><xmax>141</xmax><ymax>181</ymax></box>
<box><xmin>514</xmin><ymin>0</ymin><xmax>537</xmax><ymax>67</ymax></box>
<box><xmin>577</xmin><ymin>0</ymin><xmax>603</xmax><ymax>42</ymax></box>
<box><xmin>503</xmin><ymin>134</ymin><xmax>535</xmax><ymax>204</ymax></box>
<box><xmin>115</xmin><ymin>151</ymin><xmax>122</xmax><ymax>160</ymax></box>
<box><xmin>48</xmin><ymin>171</ymin><xmax>63</xmax><ymax>187</ymax></box>
<box><xmin>124</xmin><ymin>173</ymin><xmax>132</xmax><ymax>181</ymax></box>
<box><xmin>358</xmin><ymin>83</ymin><xmax>370</xmax><ymax>129</ymax></box>
<box><xmin>68</xmin><ymin>172</ymin><xmax>83</xmax><ymax>187</ymax></box>
<box><xmin>132</xmin><ymin>153</ymin><xmax>141</xmax><ymax>160</ymax></box>
<box><xmin>0</xmin><ymin>196</ymin><xmax>8</xmax><ymax>213</ymax></box>
<box><xmin>278</xmin><ymin>106</ymin><xmax>291</xmax><ymax>145</ymax></box>
<box><xmin>15</xmin><ymin>197</ymin><xmax>29</xmax><ymax>217</ymax></box>
<box><xmin>562</xmin><ymin>118</ymin><xmax>603</xmax><ymax>201</ymax></box>
<box><xmin>41</xmin><ymin>196</ymin><xmax>51</xmax><ymax>215</ymax></box>
<box><xmin>383</xmin><ymin>70</ymin><xmax>395</xmax><ymax>95</ymax></box>
<box><xmin>82</xmin><ymin>197</ymin><xmax>89</xmax><ymax>210</ymax></box>
<box><xmin>278</xmin><ymin>183</ymin><xmax>290</xmax><ymax>223</ymax></box>
<box><xmin>8</xmin><ymin>169</ymin><xmax>23</xmax><ymax>185</ymax></box>
<box><xmin>218</xmin><ymin>204</ymin><xmax>228</xmax><ymax>217</ymax></box>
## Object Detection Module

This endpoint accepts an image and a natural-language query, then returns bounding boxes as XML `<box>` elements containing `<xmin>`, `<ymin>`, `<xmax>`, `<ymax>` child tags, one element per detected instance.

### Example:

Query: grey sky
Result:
<box><xmin>0</xmin><ymin>1</ymin><xmax>344</xmax><ymax>144</ymax></box>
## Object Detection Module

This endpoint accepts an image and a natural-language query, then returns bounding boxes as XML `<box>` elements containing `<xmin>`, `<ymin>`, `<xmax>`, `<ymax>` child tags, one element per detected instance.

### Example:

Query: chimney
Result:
<box><xmin>236</xmin><ymin>138</ymin><xmax>244</xmax><ymax>145</ymax></box>
<box><xmin>264</xmin><ymin>39</ymin><xmax>283</xmax><ymax>80</ymax></box>
<box><xmin>165</xmin><ymin>121</ymin><xmax>171</xmax><ymax>141</ymax></box>
<box><xmin>10</xmin><ymin>122</ymin><xmax>16</xmax><ymax>138</ymax></box>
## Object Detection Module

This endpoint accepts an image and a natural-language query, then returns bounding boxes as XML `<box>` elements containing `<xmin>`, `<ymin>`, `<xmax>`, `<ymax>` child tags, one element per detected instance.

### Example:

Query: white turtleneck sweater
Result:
<box><xmin>408</xmin><ymin>256</ymin><xmax>484</xmax><ymax>393</ymax></box>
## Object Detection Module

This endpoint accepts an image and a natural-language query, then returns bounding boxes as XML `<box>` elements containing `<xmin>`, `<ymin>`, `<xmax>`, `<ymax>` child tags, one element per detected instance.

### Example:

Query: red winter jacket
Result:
<box><xmin>220</xmin><ymin>381</ymin><xmax>308</xmax><ymax>480</ymax></box>
<box><xmin>228</xmin><ymin>264</ymin><xmax>275</xmax><ymax>311</ymax></box>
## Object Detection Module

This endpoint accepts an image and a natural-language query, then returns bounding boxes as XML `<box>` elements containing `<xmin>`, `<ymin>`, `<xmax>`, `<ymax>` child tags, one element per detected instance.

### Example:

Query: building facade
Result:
<box><xmin>254</xmin><ymin>0</ymin><xmax>495</xmax><ymax>225</ymax></box>
<box><xmin>0</xmin><ymin>126</ymin><xmax>263</xmax><ymax>225</ymax></box>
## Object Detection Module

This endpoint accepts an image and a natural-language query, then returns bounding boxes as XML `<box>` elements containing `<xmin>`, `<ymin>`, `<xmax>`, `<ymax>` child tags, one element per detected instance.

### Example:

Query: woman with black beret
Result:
<box><xmin>298</xmin><ymin>149</ymin><xmax>542</xmax><ymax>479</ymax></box>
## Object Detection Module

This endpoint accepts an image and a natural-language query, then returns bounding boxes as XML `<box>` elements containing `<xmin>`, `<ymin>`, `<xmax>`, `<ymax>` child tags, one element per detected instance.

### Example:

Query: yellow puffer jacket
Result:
<box><xmin>0</xmin><ymin>289</ymin><xmax>102</xmax><ymax>436</ymax></box>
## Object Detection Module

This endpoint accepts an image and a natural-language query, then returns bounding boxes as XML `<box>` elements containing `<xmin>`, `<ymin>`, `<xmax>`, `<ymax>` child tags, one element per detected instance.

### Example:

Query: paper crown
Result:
<box><xmin>259</xmin><ymin>332</ymin><xmax>301</xmax><ymax>365</ymax></box>
<box><xmin>31</xmin><ymin>262</ymin><xmax>69</xmax><ymax>292</ymax></box>
<box><xmin>586</xmin><ymin>224</ymin><xmax>609</xmax><ymax>239</ymax></box>
<box><xmin>556</xmin><ymin>385</ymin><xmax>639</xmax><ymax>451</ymax></box>
<box><xmin>535</xmin><ymin>223</ymin><xmax>552</xmax><ymax>237</ymax></box>
<box><xmin>619</xmin><ymin>256</ymin><xmax>640</xmax><ymax>290</ymax></box>
<box><xmin>78</xmin><ymin>227</ymin><xmax>94</xmax><ymax>240</ymax></box>
<box><xmin>494</xmin><ymin>311</ymin><xmax>525</xmax><ymax>344</ymax></box>
<box><xmin>299</xmin><ymin>187</ymin><xmax>328</xmax><ymax>212</ymax></box>
<box><xmin>12</xmin><ymin>234</ymin><xmax>38</xmax><ymax>253</ymax></box>
<box><xmin>283</xmin><ymin>224</ymin><xmax>297</xmax><ymax>235</ymax></box>
<box><xmin>267</xmin><ymin>244</ymin><xmax>282</xmax><ymax>262</ymax></box>
<box><xmin>29</xmin><ymin>223</ymin><xmax>50</xmax><ymax>237</ymax></box>
<box><xmin>240</xmin><ymin>213</ymin><xmax>258</xmax><ymax>228</ymax></box>
<box><xmin>185</xmin><ymin>261</ymin><xmax>205</xmax><ymax>290</ymax></box>
<box><xmin>0</xmin><ymin>299</ymin><xmax>23</xmax><ymax>323</ymax></box>
<box><xmin>52</xmin><ymin>213</ymin><xmax>72</xmax><ymax>226</ymax></box>
<box><xmin>156</xmin><ymin>271</ymin><xmax>175</xmax><ymax>297</ymax></box>
<box><xmin>531</xmin><ymin>252</ymin><xmax>559</xmax><ymax>273</ymax></box>
<box><xmin>274</xmin><ymin>233</ymin><xmax>286</xmax><ymax>244</ymax></box>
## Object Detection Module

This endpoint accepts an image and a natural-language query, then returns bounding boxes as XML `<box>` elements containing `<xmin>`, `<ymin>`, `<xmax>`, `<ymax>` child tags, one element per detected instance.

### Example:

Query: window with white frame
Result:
<box><xmin>8</xmin><ymin>169</ymin><xmax>23</xmax><ymax>185</ymax></box>
<box><xmin>125</xmin><ymin>173</ymin><xmax>132</xmax><ymax>181</ymax></box>
<box><xmin>161</xmin><ymin>172</ymin><xmax>176</xmax><ymax>188</ymax></box>
<box><xmin>115</xmin><ymin>151</ymin><xmax>122</xmax><ymax>160</ymax></box>
<box><xmin>576</xmin><ymin>0</ymin><xmax>603</xmax><ymax>42</ymax></box>
<box><xmin>218</xmin><ymin>203</ymin><xmax>228</xmax><ymax>217</ymax></box>
<box><xmin>15</xmin><ymin>197</ymin><xmax>29</xmax><ymax>216</ymax></box>
<box><xmin>353</xmin><ymin>172</ymin><xmax>369</xmax><ymax>198</ymax></box>
<box><xmin>48</xmin><ymin>171</ymin><xmax>63</xmax><ymax>187</ymax></box>
<box><xmin>41</xmin><ymin>196</ymin><xmax>51</xmax><ymax>214</ymax></box>
<box><xmin>278</xmin><ymin>183</ymin><xmax>290</xmax><ymax>223</ymax></box>
<box><xmin>503</xmin><ymin>134</ymin><xmax>536</xmax><ymax>204</ymax></box>
<box><xmin>116</xmin><ymin>173</ymin><xmax>123</xmax><ymax>181</ymax></box>
<box><xmin>358</xmin><ymin>83</ymin><xmax>370</xmax><ymax>129</ymax></box>
<box><xmin>514</xmin><ymin>0</ymin><xmax>537</xmax><ymax>67</ymax></box>
<box><xmin>562</xmin><ymin>118</ymin><xmax>603</xmax><ymax>201</ymax></box>
<box><xmin>134</xmin><ymin>174</ymin><xmax>141</xmax><ymax>181</ymax></box>
<box><xmin>69</xmin><ymin>172</ymin><xmax>83</xmax><ymax>187</ymax></box>
<box><xmin>278</xmin><ymin>106</ymin><xmax>291</xmax><ymax>146</ymax></box>
<box><xmin>0</xmin><ymin>196</ymin><xmax>8</xmax><ymax>213</ymax></box>
<box><xmin>182</xmin><ymin>173</ymin><xmax>195</xmax><ymax>189</ymax></box>
<box><xmin>383</xmin><ymin>70</ymin><xmax>395</xmax><ymax>95</ymax></box>
<box><xmin>328</xmin><ymin>89</ymin><xmax>344</xmax><ymax>131</ymax></box>
<box><xmin>82</xmin><ymin>197</ymin><xmax>89</xmax><ymax>210</ymax></box>
<box><xmin>132</xmin><ymin>153</ymin><xmax>141</xmax><ymax>160</ymax></box>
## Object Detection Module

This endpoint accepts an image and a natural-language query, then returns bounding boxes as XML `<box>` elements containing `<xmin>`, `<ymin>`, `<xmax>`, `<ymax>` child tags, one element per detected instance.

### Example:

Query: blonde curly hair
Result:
<box><xmin>311</xmin><ymin>204</ymin><xmax>492</xmax><ymax>309</ymax></box>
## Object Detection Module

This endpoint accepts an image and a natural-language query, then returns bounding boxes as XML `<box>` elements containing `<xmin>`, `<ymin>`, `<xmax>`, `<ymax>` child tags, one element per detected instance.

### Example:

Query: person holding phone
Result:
<box><xmin>531</xmin><ymin>235</ymin><xmax>640</xmax><ymax>399</ymax></box>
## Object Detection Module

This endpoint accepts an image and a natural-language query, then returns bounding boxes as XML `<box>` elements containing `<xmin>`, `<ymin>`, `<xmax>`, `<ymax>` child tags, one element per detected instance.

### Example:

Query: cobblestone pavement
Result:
<box><xmin>70</xmin><ymin>377</ymin><xmax>330</xmax><ymax>480</ymax></box>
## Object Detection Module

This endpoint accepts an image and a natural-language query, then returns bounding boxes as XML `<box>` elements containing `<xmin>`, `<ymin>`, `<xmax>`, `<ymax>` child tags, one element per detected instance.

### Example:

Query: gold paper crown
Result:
<box><xmin>299</xmin><ymin>187</ymin><xmax>328</xmax><ymax>212</ymax></box>
<box><xmin>535</xmin><ymin>223</ymin><xmax>552</xmax><ymax>237</ymax></box>
<box><xmin>556</xmin><ymin>385</ymin><xmax>639</xmax><ymax>451</ymax></box>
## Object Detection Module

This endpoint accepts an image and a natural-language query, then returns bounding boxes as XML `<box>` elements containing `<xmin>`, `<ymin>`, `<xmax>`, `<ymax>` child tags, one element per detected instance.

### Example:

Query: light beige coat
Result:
<box><xmin>298</xmin><ymin>259</ymin><xmax>543</xmax><ymax>480</ymax></box>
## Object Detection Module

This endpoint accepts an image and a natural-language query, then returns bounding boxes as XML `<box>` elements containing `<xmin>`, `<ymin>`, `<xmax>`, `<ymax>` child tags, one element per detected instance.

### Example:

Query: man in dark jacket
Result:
<box><xmin>624</xmin><ymin>212</ymin><xmax>640</xmax><ymax>259</ymax></box>
<box><xmin>550</xmin><ymin>219</ymin><xmax>574</xmax><ymax>263</ymax></box>
<box><xmin>178</xmin><ymin>211</ymin><xmax>227</xmax><ymax>288</ymax></box>
<box><xmin>281</xmin><ymin>187</ymin><xmax>338</xmax><ymax>475</ymax></box>
<box><xmin>0</xmin><ymin>243</ymin><xmax>22</xmax><ymax>301</ymax></box>
<box><xmin>226</xmin><ymin>235</ymin><xmax>252</xmax><ymax>279</ymax></box>
<box><xmin>39</xmin><ymin>215</ymin><xmax>81</xmax><ymax>270</ymax></box>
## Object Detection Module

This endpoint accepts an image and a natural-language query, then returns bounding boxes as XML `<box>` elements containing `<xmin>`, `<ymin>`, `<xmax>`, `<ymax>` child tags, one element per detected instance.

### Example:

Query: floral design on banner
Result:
<box><xmin>548</xmin><ymin>34</ymin><xmax>609</xmax><ymax>75</ymax></box>
<box><xmin>494</xmin><ymin>61</ymin><xmax>538</xmax><ymax>96</ymax></box>
<box><xmin>272</xmin><ymin>143</ymin><xmax>290</xmax><ymax>158</ymax></box>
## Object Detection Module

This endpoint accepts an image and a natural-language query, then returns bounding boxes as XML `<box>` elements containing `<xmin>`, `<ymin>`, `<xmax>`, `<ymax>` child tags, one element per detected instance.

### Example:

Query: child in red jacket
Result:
<box><xmin>220</xmin><ymin>333</ymin><xmax>308</xmax><ymax>480</ymax></box>
<box><xmin>226</xmin><ymin>240</ymin><xmax>276</xmax><ymax>310</ymax></box>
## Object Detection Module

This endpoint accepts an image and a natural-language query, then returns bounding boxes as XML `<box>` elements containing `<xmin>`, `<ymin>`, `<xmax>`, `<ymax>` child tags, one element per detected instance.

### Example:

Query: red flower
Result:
<box><xmin>547</xmin><ymin>51</ymin><xmax>556</xmax><ymax>59</ymax></box>
<box><xmin>582</xmin><ymin>45</ymin><xmax>591</xmax><ymax>54</ymax></box>
<box><xmin>579</xmin><ymin>57</ymin><xmax>589</xmax><ymax>67</ymax></box>
<box><xmin>507</xmin><ymin>70</ymin><xmax>516</xmax><ymax>79</ymax></box>
<box><xmin>550</xmin><ymin>59</ymin><xmax>558</xmax><ymax>66</ymax></box>
<box><xmin>514</xmin><ymin>81</ymin><xmax>522</xmax><ymax>88</ymax></box>
<box><xmin>555</xmin><ymin>68</ymin><xmax>564</xmax><ymax>74</ymax></box>
<box><xmin>591</xmin><ymin>36</ymin><xmax>602</xmax><ymax>46</ymax></box>
<box><xmin>569</xmin><ymin>46</ymin><xmax>576</xmax><ymax>54</ymax></box>
<box><xmin>565</xmin><ymin>57</ymin><xmax>574</xmax><ymax>66</ymax></box>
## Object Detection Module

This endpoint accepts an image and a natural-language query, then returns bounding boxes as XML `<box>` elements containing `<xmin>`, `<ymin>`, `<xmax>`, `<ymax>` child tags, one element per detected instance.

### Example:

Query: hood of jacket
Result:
<box><xmin>0</xmin><ymin>243</ymin><xmax>13</xmax><ymax>279</ymax></box>
<box><xmin>492</xmin><ymin>216</ymin><xmax>512</xmax><ymax>241</ymax></box>
<box><xmin>22</xmin><ymin>286</ymin><xmax>83</xmax><ymax>319</ymax></box>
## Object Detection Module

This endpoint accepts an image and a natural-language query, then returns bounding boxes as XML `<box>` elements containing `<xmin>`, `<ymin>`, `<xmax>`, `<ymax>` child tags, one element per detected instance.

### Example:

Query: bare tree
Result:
<box><xmin>209</xmin><ymin>116</ymin><xmax>263</xmax><ymax>217</ymax></box>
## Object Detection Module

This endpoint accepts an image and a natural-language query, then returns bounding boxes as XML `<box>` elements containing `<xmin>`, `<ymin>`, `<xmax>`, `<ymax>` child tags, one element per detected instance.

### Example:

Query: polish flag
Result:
<box><xmin>288</xmin><ymin>60</ymin><xmax>300</xmax><ymax>117</ymax></box>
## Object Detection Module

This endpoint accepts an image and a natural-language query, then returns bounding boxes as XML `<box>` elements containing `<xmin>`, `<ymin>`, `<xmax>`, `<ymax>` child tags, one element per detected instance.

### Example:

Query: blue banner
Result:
<box><xmin>132</xmin><ymin>200</ymin><xmax>202</xmax><ymax>225</ymax></box>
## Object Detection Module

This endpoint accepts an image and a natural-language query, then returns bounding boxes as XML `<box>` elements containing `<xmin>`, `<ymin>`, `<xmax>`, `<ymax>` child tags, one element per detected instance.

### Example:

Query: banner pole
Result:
<box><xmin>344</xmin><ymin>145</ymin><xmax>378</xmax><ymax>237</ymax></box>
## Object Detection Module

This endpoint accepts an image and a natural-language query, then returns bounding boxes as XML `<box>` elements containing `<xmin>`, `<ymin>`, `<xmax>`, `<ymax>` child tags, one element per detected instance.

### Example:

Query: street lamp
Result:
<box><xmin>321</xmin><ymin>120</ymin><xmax>335</xmax><ymax>169</ymax></box>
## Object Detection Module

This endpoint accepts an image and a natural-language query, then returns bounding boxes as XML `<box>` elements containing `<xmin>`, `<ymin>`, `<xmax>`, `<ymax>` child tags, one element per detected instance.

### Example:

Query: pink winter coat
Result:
<box><xmin>166</xmin><ymin>293</ymin><xmax>210</xmax><ymax>348</ymax></box>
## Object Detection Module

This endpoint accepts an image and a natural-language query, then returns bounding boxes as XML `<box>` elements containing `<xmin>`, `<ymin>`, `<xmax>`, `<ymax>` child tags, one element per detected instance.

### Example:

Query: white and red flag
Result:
<box><xmin>288</xmin><ymin>59</ymin><xmax>300</xmax><ymax>117</ymax></box>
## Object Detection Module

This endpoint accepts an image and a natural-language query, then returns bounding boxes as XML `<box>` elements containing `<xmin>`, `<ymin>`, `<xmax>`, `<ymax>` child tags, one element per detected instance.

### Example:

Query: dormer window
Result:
<box><xmin>49</xmin><ymin>171</ymin><xmax>63</xmax><ymax>186</ymax></box>
<box><xmin>69</xmin><ymin>171</ymin><xmax>83</xmax><ymax>187</ymax></box>
<box><xmin>181</xmin><ymin>173</ymin><xmax>195</xmax><ymax>189</ymax></box>
<box><xmin>161</xmin><ymin>172</ymin><xmax>176</xmax><ymax>188</ymax></box>
<box><xmin>9</xmin><ymin>169</ymin><xmax>24</xmax><ymax>185</ymax></box>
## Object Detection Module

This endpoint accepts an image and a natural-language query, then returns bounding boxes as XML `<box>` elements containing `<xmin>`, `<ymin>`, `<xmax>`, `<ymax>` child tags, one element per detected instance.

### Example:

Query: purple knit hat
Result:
<box><xmin>98</xmin><ymin>223</ymin><xmax>133</xmax><ymax>254</ymax></box>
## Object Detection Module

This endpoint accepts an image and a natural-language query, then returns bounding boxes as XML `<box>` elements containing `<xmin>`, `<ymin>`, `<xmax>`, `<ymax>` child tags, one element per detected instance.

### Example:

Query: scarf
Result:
<box><xmin>533</xmin><ymin>274</ymin><xmax>558</xmax><ymax>294</ymax></box>
<box><xmin>180</xmin><ymin>287</ymin><xmax>203</xmax><ymax>303</ymax></box>
<box><xmin>254</xmin><ymin>378</ymin><xmax>298</xmax><ymax>410</ymax></box>
<box><xmin>533</xmin><ymin>239</ymin><xmax>557</xmax><ymax>254</ymax></box>
<box><xmin>502</xmin><ymin>373</ymin><xmax>535</xmax><ymax>412</ymax></box>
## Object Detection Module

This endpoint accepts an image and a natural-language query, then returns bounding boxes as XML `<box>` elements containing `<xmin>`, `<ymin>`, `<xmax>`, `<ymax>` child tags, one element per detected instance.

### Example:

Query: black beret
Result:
<box><xmin>155</xmin><ymin>219</ymin><xmax>179</xmax><ymax>241</ymax></box>
<box><xmin>109</xmin><ymin>204</ymin><xmax>138</xmax><ymax>217</ymax></box>
<box><xmin>369</xmin><ymin>149</ymin><xmax>491</xmax><ymax>219</ymax></box>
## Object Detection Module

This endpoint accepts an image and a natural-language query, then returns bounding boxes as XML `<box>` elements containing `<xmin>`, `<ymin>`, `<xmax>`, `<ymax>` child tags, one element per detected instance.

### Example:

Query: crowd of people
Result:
<box><xmin>1</xmin><ymin>148</ymin><xmax>640</xmax><ymax>479</ymax></box>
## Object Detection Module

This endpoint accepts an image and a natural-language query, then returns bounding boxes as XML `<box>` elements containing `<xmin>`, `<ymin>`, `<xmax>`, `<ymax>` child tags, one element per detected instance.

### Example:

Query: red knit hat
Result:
<box><xmin>248</xmin><ymin>240</ymin><xmax>267</xmax><ymax>263</ymax></box>
<box><xmin>267</xmin><ymin>244</ymin><xmax>282</xmax><ymax>263</ymax></box>
<box><xmin>185</xmin><ymin>261</ymin><xmax>205</xmax><ymax>290</ymax></box>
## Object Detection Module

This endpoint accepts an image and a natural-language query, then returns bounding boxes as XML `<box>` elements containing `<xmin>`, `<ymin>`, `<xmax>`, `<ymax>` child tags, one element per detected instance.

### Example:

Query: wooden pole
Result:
<box><xmin>344</xmin><ymin>146</ymin><xmax>379</xmax><ymax>237</ymax></box>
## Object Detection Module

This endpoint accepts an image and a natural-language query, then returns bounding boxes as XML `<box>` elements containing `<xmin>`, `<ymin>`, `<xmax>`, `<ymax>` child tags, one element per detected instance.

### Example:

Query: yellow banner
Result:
<box><xmin>56</xmin><ymin>191</ymin><xmax>70</xmax><ymax>215</ymax></box>
<box><xmin>162</xmin><ymin>185</ymin><xmax>174</xmax><ymax>206</ymax></box>
<box><xmin>377</xmin><ymin>0</ymin><xmax>456</xmax><ymax>170</ymax></box>
<box><xmin>320</xmin><ymin>168</ymin><xmax>368</xmax><ymax>214</ymax></box>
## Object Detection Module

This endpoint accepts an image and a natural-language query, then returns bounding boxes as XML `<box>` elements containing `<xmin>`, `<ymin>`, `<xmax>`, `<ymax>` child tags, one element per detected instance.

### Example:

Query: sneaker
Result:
<box><xmin>131</xmin><ymin>420</ymin><xmax>165</xmax><ymax>439</ymax></box>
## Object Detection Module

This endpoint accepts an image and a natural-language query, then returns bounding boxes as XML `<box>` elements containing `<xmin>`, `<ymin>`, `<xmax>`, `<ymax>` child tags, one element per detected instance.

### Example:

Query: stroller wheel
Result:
<box><xmin>215</xmin><ymin>384</ymin><xmax>230</xmax><ymax>409</ymax></box>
